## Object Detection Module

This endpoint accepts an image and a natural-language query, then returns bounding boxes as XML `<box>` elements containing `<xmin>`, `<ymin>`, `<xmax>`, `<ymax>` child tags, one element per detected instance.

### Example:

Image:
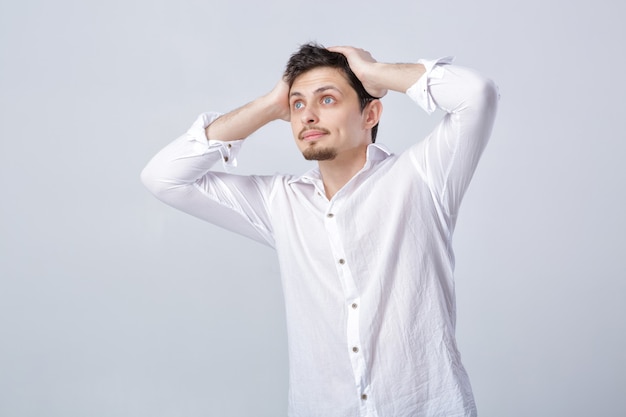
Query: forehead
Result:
<box><xmin>290</xmin><ymin>67</ymin><xmax>353</xmax><ymax>96</ymax></box>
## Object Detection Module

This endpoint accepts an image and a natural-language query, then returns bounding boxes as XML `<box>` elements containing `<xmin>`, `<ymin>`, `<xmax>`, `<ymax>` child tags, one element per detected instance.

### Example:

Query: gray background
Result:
<box><xmin>1</xmin><ymin>0</ymin><xmax>624</xmax><ymax>416</ymax></box>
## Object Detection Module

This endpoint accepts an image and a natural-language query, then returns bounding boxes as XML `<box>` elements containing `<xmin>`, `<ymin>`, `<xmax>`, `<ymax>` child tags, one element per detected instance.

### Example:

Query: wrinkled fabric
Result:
<box><xmin>142</xmin><ymin>59</ymin><xmax>499</xmax><ymax>417</ymax></box>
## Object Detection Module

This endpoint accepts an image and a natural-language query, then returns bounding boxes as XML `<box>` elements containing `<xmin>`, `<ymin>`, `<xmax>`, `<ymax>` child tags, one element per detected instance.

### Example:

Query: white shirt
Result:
<box><xmin>142</xmin><ymin>58</ymin><xmax>499</xmax><ymax>417</ymax></box>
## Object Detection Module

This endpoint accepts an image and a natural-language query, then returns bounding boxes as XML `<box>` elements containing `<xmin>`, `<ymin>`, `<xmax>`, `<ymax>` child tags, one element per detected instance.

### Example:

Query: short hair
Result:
<box><xmin>284</xmin><ymin>43</ymin><xmax>379</xmax><ymax>142</ymax></box>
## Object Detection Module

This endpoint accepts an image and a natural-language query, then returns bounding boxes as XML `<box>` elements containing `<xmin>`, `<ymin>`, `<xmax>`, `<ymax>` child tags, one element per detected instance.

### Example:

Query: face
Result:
<box><xmin>289</xmin><ymin>67</ymin><xmax>376</xmax><ymax>161</ymax></box>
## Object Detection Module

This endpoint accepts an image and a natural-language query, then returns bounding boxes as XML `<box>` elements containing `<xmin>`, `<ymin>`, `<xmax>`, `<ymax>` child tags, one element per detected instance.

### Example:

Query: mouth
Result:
<box><xmin>299</xmin><ymin>128</ymin><xmax>330</xmax><ymax>142</ymax></box>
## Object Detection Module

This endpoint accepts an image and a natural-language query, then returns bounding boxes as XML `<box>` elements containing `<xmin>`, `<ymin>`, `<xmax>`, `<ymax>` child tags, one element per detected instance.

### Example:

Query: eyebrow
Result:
<box><xmin>289</xmin><ymin>85</ymin><xmax>343</xmax><ymax>99</ymax></box>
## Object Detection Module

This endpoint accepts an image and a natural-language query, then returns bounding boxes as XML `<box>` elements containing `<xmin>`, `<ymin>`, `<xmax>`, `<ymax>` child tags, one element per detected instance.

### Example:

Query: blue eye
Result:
<box><xmin>323</xmin><ymin>96</ymin><xmax>335</xmax><ymax>104</ymax></box>
<box><xmin>294</xmin><ymin>101</ymin><xmax>304</xmax><ymax>110</ymax></box>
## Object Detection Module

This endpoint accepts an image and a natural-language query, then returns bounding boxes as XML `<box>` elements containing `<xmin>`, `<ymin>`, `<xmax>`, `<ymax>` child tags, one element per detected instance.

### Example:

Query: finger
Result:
<box><xmin>327</xmin><ymin>46</ymin><xmax>352</xmax><ymax>55</ymax></box>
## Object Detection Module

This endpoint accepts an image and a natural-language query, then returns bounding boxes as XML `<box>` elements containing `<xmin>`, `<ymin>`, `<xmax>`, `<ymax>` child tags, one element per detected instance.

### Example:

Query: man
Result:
<box><xmin>142</xmin><ymin>43</ymin><xmax>498</xmax><ymax>417</ymax></box>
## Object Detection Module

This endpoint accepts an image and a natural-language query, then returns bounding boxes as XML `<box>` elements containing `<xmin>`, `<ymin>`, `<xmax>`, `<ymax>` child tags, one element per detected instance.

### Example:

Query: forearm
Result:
<box><xmin>205</xmin><ymin>95</ymin><xmax>281</xmax><ymax>141</ymax></box>
<box><xmin>362</xmin><ymin>62</ymin><xmax>426</xmax><ymax>94</ymax></box>
<box><xmin>327</xmin><ymin>46</ymin><xmax>427</xmax><ymax>97</ymax></box>
<box><xmin>143</xmin><ymin>78</ymin><xmax>288</xmax><ymax>197</ymax></box>
<box><xmin>205</xmin><ymin>80</ymin><xmax>289</xmax><ymax>142</ymax></box>
<box><xmin>140</xmin><ymin>118</ymin><xmax>275</xmax><ymax>247</ymax></box>
<box><xmin>142</xmin><ymin>113</ymin><xmax>238</xmax><ymax>198</ymax></box>
<box><xmin>408</xmin><ymin>61</ymin><xmax>498</xmax><ymax>116</ymax></box>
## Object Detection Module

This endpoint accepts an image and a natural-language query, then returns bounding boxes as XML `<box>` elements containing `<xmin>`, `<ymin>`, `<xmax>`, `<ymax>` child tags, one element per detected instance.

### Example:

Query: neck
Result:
<box><xmin>318</xmin><ymin>145</ymin><xmax>369</xmax><ymax>199</ymax></box>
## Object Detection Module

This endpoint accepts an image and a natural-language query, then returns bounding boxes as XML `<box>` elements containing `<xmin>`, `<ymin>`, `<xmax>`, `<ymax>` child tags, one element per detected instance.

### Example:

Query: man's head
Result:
<box><xmin>284</xmin><ymin>43</ymin><xmax>381</xmax><ymax>162</ymax></box>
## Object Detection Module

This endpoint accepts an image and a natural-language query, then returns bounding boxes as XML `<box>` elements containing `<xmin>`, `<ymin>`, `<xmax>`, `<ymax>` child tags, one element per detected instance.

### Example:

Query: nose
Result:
<box><xmin>300</xmin><ymin>107</ymin><xmax>318</xmax><ymax>125</ymax></box>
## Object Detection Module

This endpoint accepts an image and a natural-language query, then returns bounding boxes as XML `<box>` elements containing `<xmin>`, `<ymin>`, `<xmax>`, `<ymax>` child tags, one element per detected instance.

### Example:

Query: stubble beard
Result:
<box><xmin>302</xmin><ymin>145</ymin><xmax>337</xmax><ymax>161</ymax></box>
<box><xmin>298</xmin><ymin>126</ymin><xmax>335</xmax><ymax>161</ymax></box>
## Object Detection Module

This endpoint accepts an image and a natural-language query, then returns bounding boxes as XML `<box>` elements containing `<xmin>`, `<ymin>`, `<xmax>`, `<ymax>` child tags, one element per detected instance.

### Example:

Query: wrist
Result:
<box><xmin>260</xmin><ymin>88</ymin><xmax>290</xmax><ymax>122</ymax></box>
<box><xmin>358</xmin><ymin>62</ymin><xmax>389</xmax><ymax>98</ymax></box>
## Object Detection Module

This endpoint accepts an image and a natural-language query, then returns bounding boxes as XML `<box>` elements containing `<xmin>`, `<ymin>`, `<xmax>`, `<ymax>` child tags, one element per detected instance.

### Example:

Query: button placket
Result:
<box><xmin>324</xmin><ymin>208</ymin><xmax>369</xmax><ymax>404</ymax></box>
<box><xmin>346</xmin><ymin>295</ymin><xmax>366</xmax><ymax>395</ymax></box>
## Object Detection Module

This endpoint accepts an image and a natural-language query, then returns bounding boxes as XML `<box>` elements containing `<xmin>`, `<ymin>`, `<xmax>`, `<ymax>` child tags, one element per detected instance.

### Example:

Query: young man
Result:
<box><xmin>142</xmin><ymin>43</ymin><xmax>498</xmax><ymax>417</ymax></box>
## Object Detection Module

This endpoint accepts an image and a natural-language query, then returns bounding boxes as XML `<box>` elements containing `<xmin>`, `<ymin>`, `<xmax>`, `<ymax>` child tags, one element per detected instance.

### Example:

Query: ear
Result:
<box><xmin>362</xmin><ymin>99</ymin><xmax>383</xmax><ymax>129</ymax></box>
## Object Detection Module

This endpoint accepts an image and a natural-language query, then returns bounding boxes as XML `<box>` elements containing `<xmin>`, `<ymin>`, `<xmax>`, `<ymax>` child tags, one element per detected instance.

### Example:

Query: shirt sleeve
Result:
<box><xmin>141</xmin><ymin>112</ymin><xmax>275</xmax><ymax>247</ymax></box>
<box><xmin>405</xmin><ymin>59</ymin><xmax>499</xmax><ymax>231</ymax></box>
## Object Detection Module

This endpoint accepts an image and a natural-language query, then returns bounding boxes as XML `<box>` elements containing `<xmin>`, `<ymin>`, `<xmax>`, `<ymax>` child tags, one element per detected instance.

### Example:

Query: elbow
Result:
<box><xmin>140</xmin><ymin>162</ymin><xmax>168</xmax><ymax>199</ymax></box>
<box><xmin>140</xmin><ymin>159</ymin><xmax>193</xmax><ymax>205</ymax></box>
<box><xmin>484</xmin><ymin>77</ymin><xmax>500</xmax><ymax>107</ymax></box>
<box><xmin>473</xmin><ymin>76</ymin><xmax>500</xmax><ymax>113</ymax></box>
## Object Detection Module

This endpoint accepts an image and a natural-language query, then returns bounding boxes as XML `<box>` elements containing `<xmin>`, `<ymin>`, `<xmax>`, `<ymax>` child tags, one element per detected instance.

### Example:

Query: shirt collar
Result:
<box><xmin>288</xmin><ymin>143</ymin><xmax>393</xmax><ymax>185</ymax></box>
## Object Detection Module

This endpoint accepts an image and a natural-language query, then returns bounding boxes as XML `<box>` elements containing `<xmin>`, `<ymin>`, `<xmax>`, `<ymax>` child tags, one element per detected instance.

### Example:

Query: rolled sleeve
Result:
<box><xmin>406</xmin><ymin>56</ymin><xmax>455</xmax><ymax>114</ymax></box>
<box><xmin>186</xmin><ymin>112</ymin><xmax>245</xmax><ymax>170</ymax></box>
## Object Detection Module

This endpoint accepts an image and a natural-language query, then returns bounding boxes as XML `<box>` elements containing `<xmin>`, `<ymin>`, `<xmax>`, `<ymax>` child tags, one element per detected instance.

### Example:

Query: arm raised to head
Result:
<box><xmin>327</xmin><ymin>46</ymin><xmax>426</xmax><ymax>97</ymax></box>
<box><xmin>204</xmin><ymin>78</ymin><xmax>290</xmax><ymax>142</ymax></box>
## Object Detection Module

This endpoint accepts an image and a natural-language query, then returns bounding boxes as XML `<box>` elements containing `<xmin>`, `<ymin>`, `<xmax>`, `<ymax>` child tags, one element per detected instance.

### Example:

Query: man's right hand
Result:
<box><xmin>264</xmin><ymin>78</ymin><xmax>291</xmax><ymax>122</ymax></box>
<box><xmin>205</xmin><ymin>77</ymin><xmax>290</xmax><ymax>142</ymax></box>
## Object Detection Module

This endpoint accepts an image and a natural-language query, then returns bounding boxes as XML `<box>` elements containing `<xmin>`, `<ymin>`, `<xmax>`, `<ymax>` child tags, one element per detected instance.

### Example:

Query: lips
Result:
<box><xmin>299</xmin><ymin>128</ymin><xmax>330</xmax><ymax>142</ymax></box>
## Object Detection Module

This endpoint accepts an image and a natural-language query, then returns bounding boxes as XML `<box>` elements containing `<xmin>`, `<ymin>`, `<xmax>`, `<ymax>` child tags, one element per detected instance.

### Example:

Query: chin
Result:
<box><xmin>302</xmin><ymin>146</ymin><xmax>337</xmax><ymax>161</ymax></box>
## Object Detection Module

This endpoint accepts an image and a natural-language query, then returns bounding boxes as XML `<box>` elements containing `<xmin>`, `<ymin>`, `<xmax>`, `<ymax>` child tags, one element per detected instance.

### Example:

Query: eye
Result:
<box><xmin>293</xmin><ymin>101</ymin><xmax>304</xmax><ymax>110</ymax></box>
<box><xmin>322</xmin><ymin>96</ymin><xmax>335</xmax><ymax>104</ymax></box>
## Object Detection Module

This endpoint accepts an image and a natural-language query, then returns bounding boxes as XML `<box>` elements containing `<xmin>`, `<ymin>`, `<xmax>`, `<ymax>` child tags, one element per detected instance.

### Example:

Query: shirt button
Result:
<box><xmin>227</xmin><ymin>143</ymin><xmax>232</xmax><ymax>148</ymax></box>
<box><xmin>361</xmin><ymin>394</ymin><xmax>368</xmax><ymax>401</ymax></box>
<box><xmin>223</xmin><ymin>156</ymin><xmax>229</xmax><ymax>162</ymax></box>
<box><xmin>327</xmin><ymin>213</ymin><xmax>334</xmax><ymax>218</ymax></box>
<box><xmin>352</xmin><ymin>347</ymin><xmax>359</xmax><ymax>353</ymax></box>
<box><xmin>351</xmin><ymin>303</ymin><xmax>358</xmax><ymax>309</ymax></box>
<box><xmin>338</xmin><ymin>259</ymin><xmax>345</xmax><ymax>265</ymax></box>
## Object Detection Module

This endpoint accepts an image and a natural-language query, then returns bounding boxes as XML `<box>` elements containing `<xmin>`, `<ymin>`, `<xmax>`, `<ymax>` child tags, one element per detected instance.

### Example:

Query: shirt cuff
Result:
<box><xmin>186</xmin><ymin>112</ymin><xmax>244</xmax><ymax>169</ymax></box>
<box><xmin>406</xmin><ymin>56</ymin><xmax>455</xmax><ymax>114</ymax></box>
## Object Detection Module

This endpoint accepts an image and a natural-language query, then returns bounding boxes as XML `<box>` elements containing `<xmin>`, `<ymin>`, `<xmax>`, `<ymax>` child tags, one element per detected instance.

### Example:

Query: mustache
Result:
<box><xmin>298</xmin><ymin>126</ymin><xmax>330</xmax><ymax>140</ymax></box>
